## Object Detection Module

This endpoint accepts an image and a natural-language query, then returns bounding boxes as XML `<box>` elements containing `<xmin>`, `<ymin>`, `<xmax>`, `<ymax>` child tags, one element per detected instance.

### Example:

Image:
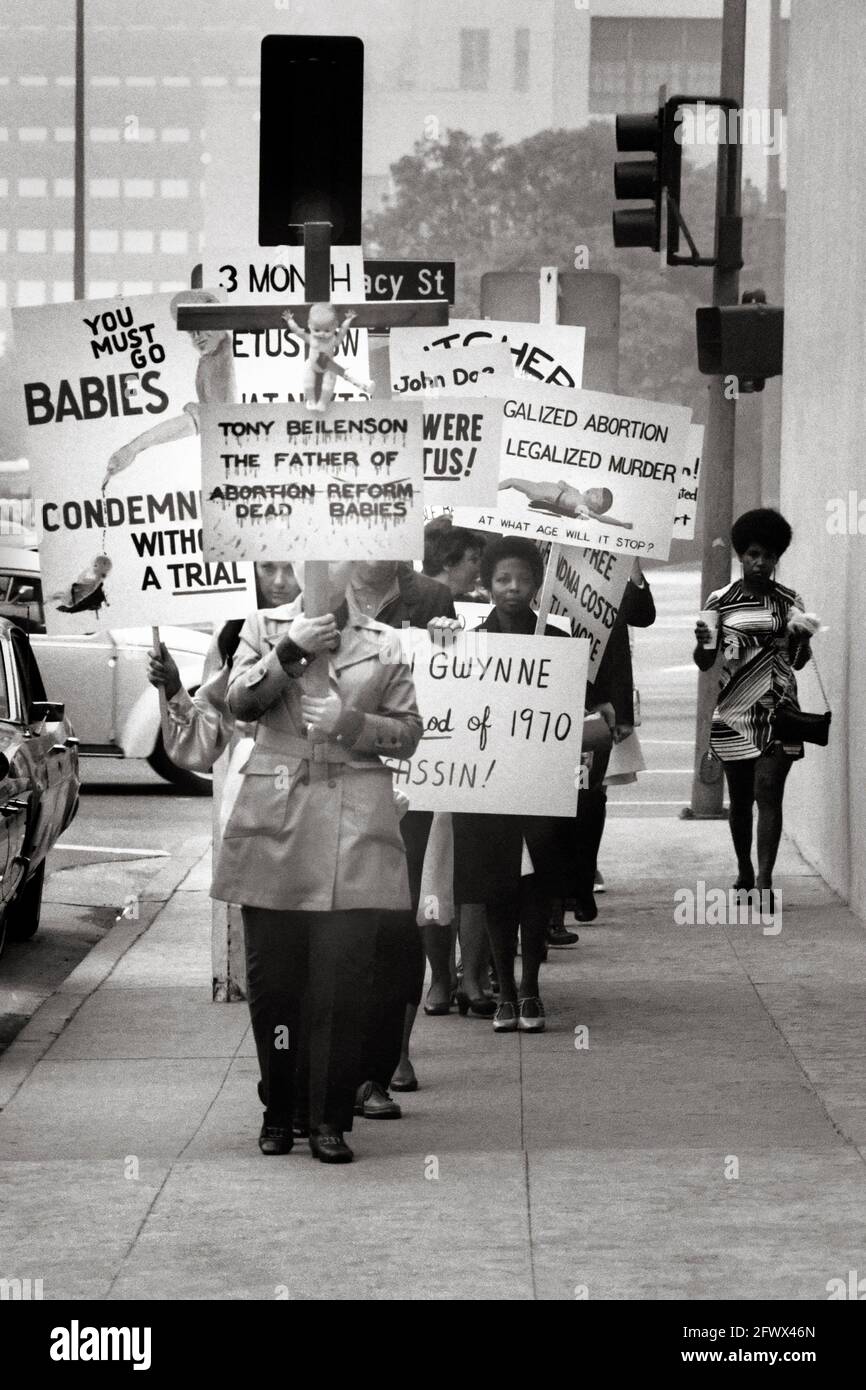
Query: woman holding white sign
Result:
<box><xmin>451</xmin><ymin>537</ymin><xmax>567</xmax><ymax>1035</ymax></box>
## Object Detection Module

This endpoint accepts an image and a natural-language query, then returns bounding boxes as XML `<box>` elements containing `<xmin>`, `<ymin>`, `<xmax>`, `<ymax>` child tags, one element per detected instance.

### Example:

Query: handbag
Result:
<box><xmin>773</xmin><ymin>653</ymin><xmax>832</xmax><ymax>746</ymax></box>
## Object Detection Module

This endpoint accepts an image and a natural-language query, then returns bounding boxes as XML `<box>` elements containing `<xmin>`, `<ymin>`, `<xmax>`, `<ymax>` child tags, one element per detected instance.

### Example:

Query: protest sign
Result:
<box><xmin>417</xmin><ymin>401</ymin><xmax>503</xmax><ymax>510</ymax></box>
<box><xmin>389</xmin><ymin>334</ymin><xmax>514</xmax><ymax>399</ymax></box>
<box><xmin>12</xmin><ymin>293</ymin><xmax>256</xmax><ymax>633</ymax></box>
<box><xmin>674</xmin><ymin>424</ymin><xmax>703</xmax><ymax>539</ymax></box>
<box><xmin>536</xmin><ymin>544</ymin><xmax>631</xmax><ymax>679</ymax></box>
<box><xmin>452</xmin><ymin>380</ymin><xmax>692</xmax><ymax>560</ymax></box>
<box><xmin>393</xmin><ymin>318</ymin><xmax>585</xmax><ymax>389</ymax></box>
<box><xmin>229</xmin><ymin>318</ymin><xmax>371</xmax><ymax>407</ymax></box>
<box><xmin>201</xmin><ymin>400</ymin><xmax>425</xmax><ymax>561</ymax></box>
<box><xmin>382</xmin><ymin>629</ymin><xmax>588</xmax><ymax>815</ymax></box>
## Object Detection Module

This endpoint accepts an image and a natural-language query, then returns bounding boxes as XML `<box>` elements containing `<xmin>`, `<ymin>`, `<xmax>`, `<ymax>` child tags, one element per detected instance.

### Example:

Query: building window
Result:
<box><xmin>52</xmin><ymin>281</ymin><xmax>74</xmax><ymax>302</ymax></box>
<box><xmin>124</xmin><ymin>179</ymin><xmax>155</xmax><ymax>198</ymax></box>
<box><xmin>589</xmin><ymin>17</ymin><xmax>721</xmax><ymax>115</ymax></box>
<box><xmin>91</xmin><ymin>127</ymin><xmax>121</xmax><ymax>142</ymax></box>
<box><xmin>53</xmin><ymin>229</ymin><xmax>73</xmax><ymax>252</ymax></box>
<box><xmin>160</xmin><ymin>230</ymin><xmax>188</xmax><ymax>254</ymax></box>
<box><xmin>90</xmin><ymin>179</ymin><xmax>119</xmax><ymax>198</ymax></box>
<box><xmin>17</xmin><ymin>229</ymin><xmax>47</xmax><ymax>253</ymax></box>
<box><xmin>54</xmin><ymin>178</ymin><xmax>74</xmax><ymax>197</ymax></box>
<box><xmin>514</xmin><ymin>28</ymin><xmax>530</xmax><ymax>92</ymax></box>
<box><xmin>19</xmin><ymin>127</ymin><xmax>48</xmax><ymax>142</ymax></box>
<box><xmin>88</xmin><ymin>281</ymin><xmax>119</xmax><ymax>297</ymax></box>
<box><xmin>19</xmin><ymin>179</ymin><xmax>47</xmax><ymax>197</ymax></box>
<box><xmin>158</xmin><ymin>280</ymin><xmax>187</xmax><ymax>292</ymax></box>
<box><xmin>161</xmin><ymin>128</ymin><xmax>190</xmax><ymax>143</ymax></box>
<box><xmin>160</xmin><ymin>179</ymin><xmax>189</xmax><ymax>198</ymax></box>
<box><xmin>122</xmin><ymin>281</ymin><xmax>154</xmax><ymax>296</ymax></box>
<box><xmin>89</xmin><ymin>229</ymin><xmax>119</xmax><ymax>253</ymax></box>
<box><xmin>55</xmin><ymin>127</ymin><xmax>75</xmax><ymax>142</ymax></box>
<box><xmin>17</xmin><ymin>281</ymin><xmax>47</xmax><ymax>306</ymax></box>
<box><xmin>123</xmin><ymin>230</ymin><xmax>154</xmax><ymax>253</ymax></box>
<box><xmin>460</xmin><ymin>29</ymin><xmax>490</xmax><ymax>91</ymax></box>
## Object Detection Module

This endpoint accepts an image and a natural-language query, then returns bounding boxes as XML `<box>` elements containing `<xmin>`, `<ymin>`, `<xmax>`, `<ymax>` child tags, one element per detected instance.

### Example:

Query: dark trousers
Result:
<box><xmin>572</xmin><ymin>745</ymin><xmax>611</xmax><ymax>901</ymax></box>
<box><xmin>359</xmin><ymin>811</ymin><xmax>429</xmax><ymax>1088</ymax></box>
<box><xmin>242</xmin><ymin>907</ymin><xmax>379</xmax><ymax>1133</ymax></box>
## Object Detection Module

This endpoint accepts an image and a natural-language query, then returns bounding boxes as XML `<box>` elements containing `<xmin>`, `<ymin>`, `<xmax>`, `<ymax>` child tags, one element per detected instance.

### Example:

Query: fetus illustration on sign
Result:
<box><xmin>498</xmin><ymin>477</ymin><xmax>634</xmax><ymax>529</ymax></box>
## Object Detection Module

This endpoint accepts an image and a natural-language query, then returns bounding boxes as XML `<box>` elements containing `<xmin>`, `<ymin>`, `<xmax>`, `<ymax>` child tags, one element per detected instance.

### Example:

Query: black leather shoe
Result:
<box><xmin>456</xmin><ymin>990</ymin><xmax>497</xmax><ymax>1018</ymax></box>
<box><xmin>309</xmin><ymin>1127</ymin><xmax>354</xmax><ymax>1163</ymax></box>
<box><xmin>354</xmin><ymin>1081</ymin><xmax>402</xmax><ymax>1119</ymax></box>
<box><xmin>292</xmin><ymin>1116</ymin><xmax>310</xmax><ymax>1139</ymax></box>
<box><xmin>258</xmin><ymin>1122</ymin><xmax>294</xmax><ymax>1156</ymax></box>
<box><xmin>574</xmin><ymin>894</ymin><xmax>598</xmax><ymax>922</ymax></box>
<box><xmin>547</xmin><ymin>925</ymin><xmax>579</xmax><ymax>947</ymax></box>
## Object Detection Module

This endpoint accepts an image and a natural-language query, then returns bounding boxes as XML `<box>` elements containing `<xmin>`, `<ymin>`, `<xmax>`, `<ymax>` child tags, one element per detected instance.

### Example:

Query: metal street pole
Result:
<box><xmin>687</xmin><ymin>0</ymin><xmax>747</xmax><ymax>818</ymax></box>
<box><xmin>73</xmin><ymin>0</ymin><xmax>85</xmax><ymax>299</ymax></box>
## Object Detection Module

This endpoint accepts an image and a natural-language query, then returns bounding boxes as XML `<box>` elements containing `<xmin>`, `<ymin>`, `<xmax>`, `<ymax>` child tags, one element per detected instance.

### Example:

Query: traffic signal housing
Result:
<box><xmin>613</xmin><ymin>109</ymin><xmax>666</xmax><ymax>252</ymax></box>
<box><xmin>696</xmin><ymin>295</ymin><xmax>784</xmax><ymax>392</ymax></box>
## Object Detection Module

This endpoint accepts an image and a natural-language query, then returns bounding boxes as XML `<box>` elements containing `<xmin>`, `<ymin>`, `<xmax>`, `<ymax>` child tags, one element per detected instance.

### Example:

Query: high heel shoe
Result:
<box><xmin>455</xmin><ymin>989</ymin><xmax>497</xmax><ymax>1019</ymax></box>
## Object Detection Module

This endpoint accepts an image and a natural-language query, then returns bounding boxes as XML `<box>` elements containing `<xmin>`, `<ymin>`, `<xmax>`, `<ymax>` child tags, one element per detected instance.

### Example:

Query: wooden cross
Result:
<box><xmin>176</xmin><ymin>220</ymin><xmax>450</xmax><ymax>765</ymax></box>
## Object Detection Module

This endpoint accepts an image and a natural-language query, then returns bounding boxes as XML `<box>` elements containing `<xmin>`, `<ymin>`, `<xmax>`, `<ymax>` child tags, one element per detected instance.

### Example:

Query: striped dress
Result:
<box><xmin>704</xmin><ymin>579</ymin><xmax>805</xmax><ymax>761</ymax></box>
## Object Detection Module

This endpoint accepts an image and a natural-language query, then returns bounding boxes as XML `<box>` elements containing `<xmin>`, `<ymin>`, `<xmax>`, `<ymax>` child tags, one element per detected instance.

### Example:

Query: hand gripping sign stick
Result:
<box><xmin>151</xmin><ymin>625</ymin><xmax>168</xmax><ymax>722</ymax></box>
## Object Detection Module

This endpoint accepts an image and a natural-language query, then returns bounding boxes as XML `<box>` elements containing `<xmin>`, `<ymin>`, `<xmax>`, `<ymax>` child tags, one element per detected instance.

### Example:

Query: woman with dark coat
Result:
<box><xmin>451</xmin><ymin>537</ymin><xmax>568</xmax><ymax>1035</ymax></box>
<box><xmin>694</xmin><ymin>508</ymin><xmax>819</xmax><ymax>911</ymax></box>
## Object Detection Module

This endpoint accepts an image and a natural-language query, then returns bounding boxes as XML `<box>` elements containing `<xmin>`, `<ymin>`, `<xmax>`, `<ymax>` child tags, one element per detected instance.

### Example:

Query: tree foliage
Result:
<box><xmin>365</xmin><ymin>122</ymin><xmax>752</xmax><ymax>422</ymax></box>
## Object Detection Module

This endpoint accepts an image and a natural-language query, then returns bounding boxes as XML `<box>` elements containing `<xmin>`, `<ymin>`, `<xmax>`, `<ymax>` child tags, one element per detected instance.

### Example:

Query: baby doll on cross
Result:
<box><xmin>283</xmin><ymin>303</ymin><xmax>374</xmax><ymax>412</ymax></box>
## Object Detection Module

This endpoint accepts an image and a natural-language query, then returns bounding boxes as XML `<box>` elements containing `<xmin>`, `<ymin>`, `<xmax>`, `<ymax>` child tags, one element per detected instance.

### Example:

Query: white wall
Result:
<box><xmin>779</xmin><ymin>0</ymin><xmax>866</xmax><ymax>917</ymax></box>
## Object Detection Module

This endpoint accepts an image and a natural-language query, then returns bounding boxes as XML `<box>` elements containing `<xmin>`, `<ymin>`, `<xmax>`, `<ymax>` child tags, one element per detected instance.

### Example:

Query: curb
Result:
<box><xmin>0</xmin><ymin>841</ymin><xmax>213</xmax><ymax>1111</ymax></box>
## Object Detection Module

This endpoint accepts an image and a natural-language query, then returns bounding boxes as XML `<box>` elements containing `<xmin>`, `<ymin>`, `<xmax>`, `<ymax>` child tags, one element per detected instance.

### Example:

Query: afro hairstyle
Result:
<box><xmin>480</xmin><ymin>535</ymin><xmax>545</xmax><ymax>592</ymax></box>
<box><xmin>730</xmin><ymin>507</ymin><xmax>792</xmax><ymax>559</ymax></box>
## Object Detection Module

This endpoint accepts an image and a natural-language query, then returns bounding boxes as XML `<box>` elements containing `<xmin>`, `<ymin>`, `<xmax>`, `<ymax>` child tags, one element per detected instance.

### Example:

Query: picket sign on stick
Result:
<box><xmin>534</xmin><ymin>545</ymin><xmax>559</xmax><ymax>635</ymax></box>
<box><xmin>535</xmin><ymin>267</ymin><xmax>562</xmax><ymax>638</ymax></box>
<box><xmin>151</xmin><ymin>624</ymin><xmax>168</xmax><ymax>723</ymax></box>
<box><xmin>299</xmin><ymin>225</ymin><xmax>339</xmax><ymax>781</ymax></box>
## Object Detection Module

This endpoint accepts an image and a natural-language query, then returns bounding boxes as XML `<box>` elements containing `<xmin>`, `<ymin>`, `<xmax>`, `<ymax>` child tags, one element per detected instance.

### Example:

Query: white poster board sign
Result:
<box><xmin>12</xmin><ymin>293</ymin><xmax>256</xmax><ymax>632</ymax></box>
<box><xmin>674</xmin><ymin>423</ymin><xmax>703</xmax><ymax>540</ymax></box>
<box><xmin>539</xmin><ymin>545</ymin><xmax>632</xmax><ymax>679</ymax></box>
<box><xmin>454</xmin><ymin>380</ymin><xmax>692</xmax><ymax>560</ymax></box>
<box><xmin>383</xmin><ymin>630</ymin><xmax>588</xmax><ymax>815</ymax></box>
<box><xmin>389</xmin><ymin>334</ymin><xmax>514</xmax><ymax>399</ymax></box>
<box><xmin>418</xmin><ymin>400</ymin><xmax>503</xmax><ymax>509</ymax></box>
<box><xmin>396</xmin><ymin>318</ymin><xmax>585</xmax><ymax>389</ymax></box>
<box><xmin>201</xmin><ymin>400</ymin><xmax>425</xmax><ymax>560</ymax></box>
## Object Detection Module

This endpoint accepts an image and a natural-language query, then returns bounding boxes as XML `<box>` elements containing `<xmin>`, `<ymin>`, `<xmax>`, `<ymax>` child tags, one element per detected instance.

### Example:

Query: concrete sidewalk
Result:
<box><xmin>1</xmin><ymin>820</ymin><xmax>865</xmax><ymax>1301</ymax></box>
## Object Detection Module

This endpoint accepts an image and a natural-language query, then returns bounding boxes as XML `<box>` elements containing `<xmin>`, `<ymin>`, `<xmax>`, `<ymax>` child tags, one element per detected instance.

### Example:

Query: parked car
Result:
<box><xmin>0</xmin><ymin>545</ymin><xmax>212</xmax><ymax>794</ymax></box>
<box><xmin>0</xmin><ymin>618</ymin><xmax>80</xmax><ymax>955</ymax></box>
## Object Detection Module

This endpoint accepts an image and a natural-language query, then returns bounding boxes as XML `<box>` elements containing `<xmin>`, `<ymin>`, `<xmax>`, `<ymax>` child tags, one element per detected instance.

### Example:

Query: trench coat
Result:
<box><xmin>210</xmin><ymin>601</ymin><xmax>423</xmax><ymax>912</ymax></box>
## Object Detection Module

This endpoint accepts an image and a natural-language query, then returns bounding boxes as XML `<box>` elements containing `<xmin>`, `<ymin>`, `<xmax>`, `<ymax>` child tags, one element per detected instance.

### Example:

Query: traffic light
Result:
<box><xmin>258</xmin><ymin>36</ymin><xmax>364</xmax><ymax>246</ymax></box>
<box><xmin>612</xmin><ymin>109</ymin><xmax>666</xmax><ymax>252</ymax></box>
<box><xmin>696</xmin><ymin>294</ymin><xmax>784</xmax><ymax>391</ymax></box>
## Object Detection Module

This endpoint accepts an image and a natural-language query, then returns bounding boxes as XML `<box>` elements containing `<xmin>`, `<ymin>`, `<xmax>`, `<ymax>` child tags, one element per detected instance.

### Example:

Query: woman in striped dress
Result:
<box><xmin>693</xmin><ymin>509</ymin><xmax>820</xmax><ymax>909</ymax></box>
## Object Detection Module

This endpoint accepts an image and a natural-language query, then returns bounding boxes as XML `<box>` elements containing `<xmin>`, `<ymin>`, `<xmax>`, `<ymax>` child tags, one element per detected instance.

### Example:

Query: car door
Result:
<box><xmin>0</xmin><ymin>638</ymin><xmax>28</xmax><ymax>908</ymax></box>
<box><xmin>8</xmin><ymin>628</ymin><xmax>78</xmax><ymax>861</ymax></box>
